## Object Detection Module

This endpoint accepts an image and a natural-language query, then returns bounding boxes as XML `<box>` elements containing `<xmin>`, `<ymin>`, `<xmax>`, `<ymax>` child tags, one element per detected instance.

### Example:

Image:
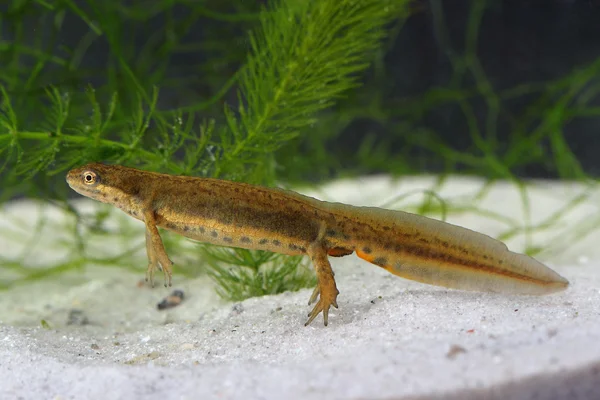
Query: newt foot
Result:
<box><xmin>163</xmin><ymin>264</ymin><xmax>173</xmax><ymax>287</ymax></box>
<box><xmin>145</xmin><ymin>262</ymin><xmax>157</xmax><ymax>287</ymax></box>
<box><xmin>145</xmin><ymin>262</ymin><xmax>172</xmax><ymax>287</ymax></box>
<box><xmin>304</xmin><ymin>284</ymin><xmax>339</xmax><ymax>326</ymax></box>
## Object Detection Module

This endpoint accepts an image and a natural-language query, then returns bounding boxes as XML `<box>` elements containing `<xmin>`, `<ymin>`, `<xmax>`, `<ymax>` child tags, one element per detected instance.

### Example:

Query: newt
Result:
<box><xmin>66</xmin><ymin>163</ymin><xmax>569</xmax><ymax>326</ymax></box>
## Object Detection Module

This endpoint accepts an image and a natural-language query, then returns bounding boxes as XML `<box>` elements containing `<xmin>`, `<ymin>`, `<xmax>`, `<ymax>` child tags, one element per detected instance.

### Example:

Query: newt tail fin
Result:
<box><xmin>356</xmin><ymin>248</ymin><xmax>569</xmax><ymax>295</ymax></box>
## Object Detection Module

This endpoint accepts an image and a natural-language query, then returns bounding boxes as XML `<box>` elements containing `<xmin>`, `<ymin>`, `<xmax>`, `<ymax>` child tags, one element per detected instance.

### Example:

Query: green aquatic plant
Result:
<box><xmin>0</xmin><ymin>0</ymin><xmax>411</xmax><ymax>299</ymax></box>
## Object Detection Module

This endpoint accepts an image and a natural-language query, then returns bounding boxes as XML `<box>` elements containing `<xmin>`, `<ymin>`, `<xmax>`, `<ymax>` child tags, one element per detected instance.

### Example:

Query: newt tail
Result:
<box><xmin>326</xmin><ymin>202</ymin><xmax>569</xmax><ymax>296</ymax></box>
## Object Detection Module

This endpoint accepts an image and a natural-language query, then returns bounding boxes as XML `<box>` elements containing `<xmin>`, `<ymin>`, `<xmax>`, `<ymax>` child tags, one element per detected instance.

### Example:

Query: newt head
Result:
<box><xmin>66</xmin><ymin>163</ymin><xmax>139</xmax><ymax>206</ymax></box>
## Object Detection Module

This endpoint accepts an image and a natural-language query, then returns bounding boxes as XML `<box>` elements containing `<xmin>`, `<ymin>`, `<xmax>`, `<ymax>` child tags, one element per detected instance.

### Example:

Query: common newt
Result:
<box><xmin>66</xmin><ymin>163</ymin><xmax>569</xmax><ymax>326</ymax></box>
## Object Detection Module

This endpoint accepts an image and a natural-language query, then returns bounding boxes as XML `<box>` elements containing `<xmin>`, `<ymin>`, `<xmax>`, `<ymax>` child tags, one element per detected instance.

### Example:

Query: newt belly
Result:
<box><xmin>66</xmin><ymin>163</ymin><xmax>569</xmax><ymax>326</ymax></box>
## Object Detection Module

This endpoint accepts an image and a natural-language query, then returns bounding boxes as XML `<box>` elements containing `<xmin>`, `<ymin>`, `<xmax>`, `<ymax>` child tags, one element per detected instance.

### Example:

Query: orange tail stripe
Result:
<box><xmin>356</xmin><ymin>250</ymin><xmax>376</xmax><ymax>264</ymax></box>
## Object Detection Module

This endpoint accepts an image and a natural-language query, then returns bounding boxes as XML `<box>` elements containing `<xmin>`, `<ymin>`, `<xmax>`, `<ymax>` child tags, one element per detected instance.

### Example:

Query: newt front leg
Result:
<box><xmin>305</xmin><ymin>242</ymin><xmax>339</xmax><ymax>326</ymax></box>
<box><xmin>143</xmin><ymin>208</ymin><xmax>173</xmax><ymax>287</ymax></box>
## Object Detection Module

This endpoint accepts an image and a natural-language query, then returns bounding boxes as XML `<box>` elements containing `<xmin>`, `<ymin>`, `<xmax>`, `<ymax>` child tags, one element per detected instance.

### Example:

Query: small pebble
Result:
<box><xmin>446</xmin><ymin>344</ymin><xmax>467</xmax><ymax>359</ymax></box>
<box><xmin>231</xmin><ymin>303</ymin><xmax>244</xmax><ymax>314</ymax></box>
<box><xmin>67</xmin><ymin>309</ymin><xmax>89</xmax><ymax>326</ymax></box>
<box><xmin>157</xmin><ymin>289</ymin><xmax>185</xmax><ymax>310</ymax></box>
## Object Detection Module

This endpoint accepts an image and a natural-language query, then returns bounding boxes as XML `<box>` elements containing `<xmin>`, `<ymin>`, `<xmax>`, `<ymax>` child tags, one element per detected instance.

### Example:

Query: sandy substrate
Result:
<box><xmin>0</xmin><ymin>176</ymin><xmax>599</xmax><ymax>400</ymax></box>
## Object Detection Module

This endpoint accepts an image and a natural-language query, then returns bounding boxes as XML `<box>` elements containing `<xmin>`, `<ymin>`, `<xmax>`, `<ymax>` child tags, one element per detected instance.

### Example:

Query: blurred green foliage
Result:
<box><xmin>276</xmin><ymin>1</ymin><xmax>600</xmax><ymax>182</ymax></box>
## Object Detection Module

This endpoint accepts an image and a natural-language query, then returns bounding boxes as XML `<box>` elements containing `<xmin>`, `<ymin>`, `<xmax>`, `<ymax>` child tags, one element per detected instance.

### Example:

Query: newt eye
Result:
<box><xmin>82</xmin><ymin>170</ymin><xmax>99</xmax><ymax>185</ymax></box>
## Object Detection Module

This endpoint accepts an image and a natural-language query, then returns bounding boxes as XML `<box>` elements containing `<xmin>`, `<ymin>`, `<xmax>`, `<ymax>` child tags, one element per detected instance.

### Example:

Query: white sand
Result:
<box><xmin>1</xmin><ymin>176</ymin><xmax>599</xmax><ymax>400</ymax></box>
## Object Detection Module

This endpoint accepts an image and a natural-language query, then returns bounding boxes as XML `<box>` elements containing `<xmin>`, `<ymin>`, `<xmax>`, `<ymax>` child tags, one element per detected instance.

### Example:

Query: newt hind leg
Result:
<box><xmin>305</xmin><ymin>243</ymin><xmax>339</xmax><ymax>326</ymax></box>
